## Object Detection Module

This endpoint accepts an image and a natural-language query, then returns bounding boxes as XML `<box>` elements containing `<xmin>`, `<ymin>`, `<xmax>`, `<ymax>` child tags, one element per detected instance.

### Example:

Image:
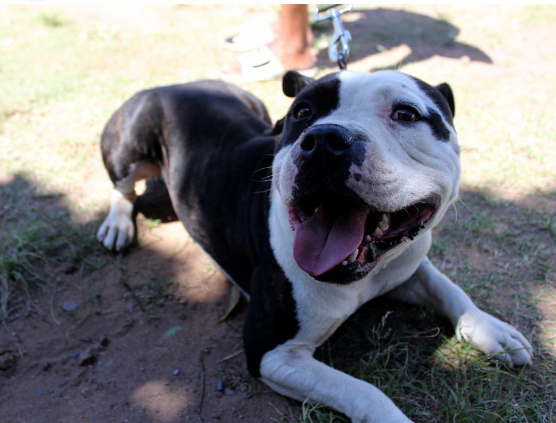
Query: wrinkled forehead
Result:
<box><xmin>337</xmin><ymin>71</ymin><xmax>426</xmax><ymax>109</ymax></box>
<box><xmin>295</xmin><ymin>70</ymin><xmax>457</xmax><ymax>146</ymax></box>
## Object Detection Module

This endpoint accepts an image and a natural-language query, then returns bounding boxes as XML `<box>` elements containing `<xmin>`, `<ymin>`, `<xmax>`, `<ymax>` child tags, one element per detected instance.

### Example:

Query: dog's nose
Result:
<box><xmin>299</xmin><ymin>124</ymin><xmax>354</xmax><ymax>160</ymax></box>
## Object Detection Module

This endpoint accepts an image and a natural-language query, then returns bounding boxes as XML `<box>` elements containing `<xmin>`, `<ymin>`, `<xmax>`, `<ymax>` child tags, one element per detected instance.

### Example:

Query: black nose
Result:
<box><xmin>299</xmin><ymin>124</ymin><xmax>354</xmax><ymax>160</ymax></box>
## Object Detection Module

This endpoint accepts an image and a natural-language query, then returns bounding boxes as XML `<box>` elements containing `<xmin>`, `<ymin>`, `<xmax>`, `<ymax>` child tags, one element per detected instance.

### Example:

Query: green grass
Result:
<box><xmin>0</xmin><ymin>174</ymin><xmax>105</xmax><ymax>320</ymax></box>
<box><xmin>304</xmin><ymin>299</ymin><xmax>556</xmax><ymax>422</ymax></box>
<box><xmin>0</xmin><ymin>5</ymin><xmax>555</xmax><ymax>422</ymax></box>
<box><xmin>38</xmin><ymin>10</ymin><xmax>69</xmax><ymax>28</ymax></box>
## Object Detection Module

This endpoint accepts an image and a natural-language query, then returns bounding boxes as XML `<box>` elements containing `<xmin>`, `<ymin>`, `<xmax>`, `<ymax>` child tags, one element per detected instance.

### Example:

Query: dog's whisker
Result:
<box><xmin>253</xmin><ymin>177</ymin><xmax>274</xmax><ymax>183</ymax></box>
<box><xmin>253</xmin><ymin>189</ymin><xmax>272</xmax><ymax>195</ymax></box>
<box><xmin>254</xmin><ymin>165</ymin><xmax>274</xmax><ymax>173</ymax></box>
<box><xmin>456</xmin><ymin>196</ymin><xmax>476</xmax><ymax>217</ymax></box>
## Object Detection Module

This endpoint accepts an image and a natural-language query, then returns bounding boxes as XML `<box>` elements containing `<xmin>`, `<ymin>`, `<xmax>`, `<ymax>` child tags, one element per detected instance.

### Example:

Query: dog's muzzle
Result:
<box><xmin>298</xmin><ymin>123</ymin><xmax>365</xmax><ymax>168</ymax></box>
<box><xmin>293</xmin><ymin>124</ymin><xmax>366</xmax><ymax>201</ymax></box>
<box><xmin>286</xmin><ymin>124</ymin><xmax>439</xmax><ymax>283</ymax></box>
<box><xmin>299</xmin><ymin>124</ymin><xmax>356</xmax><ymax>160</ymax></box>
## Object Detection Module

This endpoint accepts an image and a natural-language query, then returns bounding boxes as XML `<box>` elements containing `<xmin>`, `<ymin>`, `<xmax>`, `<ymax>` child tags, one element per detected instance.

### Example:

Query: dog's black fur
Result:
<box><xmin>101</xmin><ymin>81</ymin><xmax>299</xmax><ymax>376</ymax></box>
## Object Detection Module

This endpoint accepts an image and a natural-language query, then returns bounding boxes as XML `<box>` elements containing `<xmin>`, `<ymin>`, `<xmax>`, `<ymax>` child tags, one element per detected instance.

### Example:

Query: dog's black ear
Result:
<box><xmin>435</xmin><ymin>83</ymin><xmax>455</xmax><ymax>118</ymax></box>
<box><xmin>283</xmin><ymin>71</ymin><xmax>314</xmax><ymax>98</ymax></box>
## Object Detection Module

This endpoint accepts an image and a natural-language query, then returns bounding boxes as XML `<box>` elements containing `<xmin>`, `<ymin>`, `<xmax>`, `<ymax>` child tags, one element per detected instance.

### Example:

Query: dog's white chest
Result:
<box><xmin>271</xmin><ymin>189</ymin><xmax>387</xmax><ymax>345</ymax></box>
<box><xmin>269</xmin><ymin>186</ymin><xmax>431</xmax><ymax>347</ymax></box>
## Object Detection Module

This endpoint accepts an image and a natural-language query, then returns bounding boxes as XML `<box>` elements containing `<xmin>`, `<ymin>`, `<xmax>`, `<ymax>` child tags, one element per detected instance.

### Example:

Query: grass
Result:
<box><xmin>0</xmin><ymin>174</ymin><xmax>104</xmax><ymax>320</ymax></box>
<box><xmin>0</xmin><ymin>4</ymin><xmax>555</xmax><ymax>422</ymax></box>
<box><xmin>38</xmin><ymin>10</ymin><xmax>69</xmax><ymax>28</ymax></box>
<box><xmin>305</xmin><ymin>301</ymin><xmax>556</xmax><ymax>422</ymax></box>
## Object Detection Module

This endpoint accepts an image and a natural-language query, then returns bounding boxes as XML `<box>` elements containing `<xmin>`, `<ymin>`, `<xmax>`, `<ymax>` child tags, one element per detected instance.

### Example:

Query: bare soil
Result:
<box><xmin>0</xmin><ymin>216</ymin><xmax>291</xmax><ymax>423</ymax></box>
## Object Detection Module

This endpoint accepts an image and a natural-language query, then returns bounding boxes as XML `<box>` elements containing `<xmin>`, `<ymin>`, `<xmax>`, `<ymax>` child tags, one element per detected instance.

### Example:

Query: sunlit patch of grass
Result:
<box><xmin>303</xmin><ymin>309</ymin><xmax>556</xmax><ymax>423</ymax></box>
<box><xmin>38</xmin><ymin>10</ymin><xmax>69</xmax><ymax>28</ymax></box>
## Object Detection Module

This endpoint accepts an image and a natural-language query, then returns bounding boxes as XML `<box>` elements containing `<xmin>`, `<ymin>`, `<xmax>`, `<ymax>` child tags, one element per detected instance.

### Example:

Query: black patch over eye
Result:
<box><xmin>293</xmin><ymin>102</ymin><xmax>312</xmax><ymax>119</ymax></box>
<box><xmin>392</xmin><ymin>106</ymin><xmax>420</xmax><ymax>122</ymax></box>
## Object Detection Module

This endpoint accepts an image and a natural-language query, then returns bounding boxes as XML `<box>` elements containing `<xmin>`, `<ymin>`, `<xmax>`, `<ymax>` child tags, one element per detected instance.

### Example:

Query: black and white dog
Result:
<box><xmin>97</xmin><ymin>71</ymin><xmax>532</xmax><ymax>422</ymax></box>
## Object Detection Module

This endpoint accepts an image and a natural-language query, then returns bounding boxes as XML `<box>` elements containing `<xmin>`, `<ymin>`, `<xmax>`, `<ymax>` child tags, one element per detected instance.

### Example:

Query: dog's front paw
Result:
<box><xmin>97</xmin><ymin>209</ymin><xmax>135</xmax><ymax>252</ymax></box>
<box><xmin>456</xmin><ymin>309</ymin><xmax>533</xmax><ymax>367</ymax></box>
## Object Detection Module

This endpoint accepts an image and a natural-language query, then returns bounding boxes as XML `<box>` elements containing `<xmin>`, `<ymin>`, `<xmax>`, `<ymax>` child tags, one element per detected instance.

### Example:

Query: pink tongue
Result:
<box><xmin>293</xmin><ymin>205</ymin><xmax>368</xmax><ymax>276</ymax></box>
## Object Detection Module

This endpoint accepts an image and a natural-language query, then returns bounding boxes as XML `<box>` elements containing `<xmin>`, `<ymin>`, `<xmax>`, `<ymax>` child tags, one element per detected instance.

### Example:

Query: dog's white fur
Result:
<box><xmin>265</xmin><ymin>71</ymin><xmax>532</xmax><ymax>422</ymax></box>
<box><xmin>96</xmin><ymin>189</ymin><xmax>135</xmax><ymax>252</ymax></box>
<box><xmin>97</xmin><ymin>160</ymin><xmax>160</xmax><ymax>251</ymax></box>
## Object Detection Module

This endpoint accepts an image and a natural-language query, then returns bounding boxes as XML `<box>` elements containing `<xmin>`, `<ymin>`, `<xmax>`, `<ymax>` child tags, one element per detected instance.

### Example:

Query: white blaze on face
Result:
<box><xmin>272</xmin><ymin>70</ymin><xmax>461</xmax><ymax>232</ymax></box>
<box><xmin>317</xmin><ymin>71</ymin><xmax>461</xmax><ymax>219</ymax></box>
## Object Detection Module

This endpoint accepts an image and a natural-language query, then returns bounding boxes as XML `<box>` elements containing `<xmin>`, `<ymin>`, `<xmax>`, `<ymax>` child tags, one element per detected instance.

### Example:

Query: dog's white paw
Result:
<box><xmin>97</xmin><ymin>212</ymin><xmax>135</xmax><ymax>251</ymax></box>
<box><xmin>97</xmin><ymin>190</ymin><xmax>135</xmax><ymax>252</ymax></box>
<box><xmin>456</xmin><ymin>309</ymin><xmax>533</xmax><ymax>367</ymax></box>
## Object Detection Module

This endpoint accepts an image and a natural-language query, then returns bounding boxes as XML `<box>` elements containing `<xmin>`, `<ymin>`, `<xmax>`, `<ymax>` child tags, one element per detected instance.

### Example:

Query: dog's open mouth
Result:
<box><xmin>288</xmin><ymin>196</ymin><xmax>438</xmax><ymax>281</ymax></box>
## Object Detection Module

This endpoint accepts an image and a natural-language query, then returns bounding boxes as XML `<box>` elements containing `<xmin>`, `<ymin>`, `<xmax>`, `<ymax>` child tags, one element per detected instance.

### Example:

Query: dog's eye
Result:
<box><xmin>293</xmin><ymin>103</ymin><xmax>312</xmax><ymax>119</ymax></box>
<box><xmin>392</xmin><ymin>106</ymin><xmax>420</xmax><ymax>122</ymax></box>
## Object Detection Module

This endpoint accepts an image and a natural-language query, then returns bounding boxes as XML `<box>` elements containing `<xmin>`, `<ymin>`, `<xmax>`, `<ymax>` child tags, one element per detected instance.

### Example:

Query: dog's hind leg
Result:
<box><xmin>97</xmin><ymin>161</ymin><xmax>161</xmax><ymax>251</ymax></box>
<box><xmin>97</xmin><ymin>92</ymin><xmax>163</xmax><ymax>251</ymax></box>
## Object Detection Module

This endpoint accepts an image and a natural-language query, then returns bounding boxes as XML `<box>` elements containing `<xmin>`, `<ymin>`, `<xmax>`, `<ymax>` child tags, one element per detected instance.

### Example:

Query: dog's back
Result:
<box><xmin>98</xmin><ymin>81</ymin><xmax>276</xmax><ymax>294</ymax></box>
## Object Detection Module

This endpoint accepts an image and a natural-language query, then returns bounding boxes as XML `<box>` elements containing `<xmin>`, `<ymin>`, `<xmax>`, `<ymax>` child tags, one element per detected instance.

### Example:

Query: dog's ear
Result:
<box><xmin>435</xmin><ymin>83</ymin><xmax>455</xmax><ymax>118</ymax></box>
<box><xmin>283</xmin><ymin>71</ymin><xmax>314</xmax><ymax>98</ymax></box>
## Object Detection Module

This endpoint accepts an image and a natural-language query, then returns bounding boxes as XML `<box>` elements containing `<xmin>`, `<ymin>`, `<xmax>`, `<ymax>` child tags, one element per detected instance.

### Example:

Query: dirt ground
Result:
<box><xmin>1</xmin><ymin>5</ymin><xmax>555</xmax><ymax>423</ymax></box>
<box><xmin>1</xmin><ymin>218</ymin><xmax>293</xmax><ymax>423</ymax></box>
<box><xmin>0</xmin><ymin>6</ymin><xmax>296</xmax><ymax>420</ymax></box>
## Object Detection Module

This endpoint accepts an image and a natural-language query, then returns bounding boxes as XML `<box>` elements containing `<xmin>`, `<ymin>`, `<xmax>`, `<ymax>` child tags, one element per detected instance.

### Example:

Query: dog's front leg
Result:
<box><xmin>386</xmin><ymin>256</ymin><xmax>533</xmax><ymax>367</ymax></box>
<box><xmin>260</xmin><ymin>344</ymin><xmax>413</xmax><ymax>423</ymax></box>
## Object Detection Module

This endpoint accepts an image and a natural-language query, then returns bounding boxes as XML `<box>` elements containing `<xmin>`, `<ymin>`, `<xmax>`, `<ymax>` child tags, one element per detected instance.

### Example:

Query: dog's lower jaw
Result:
<box><xmin>260</xmin><ymin>344</ymin><xmax>413</xmax><ymax>423</ymax></box>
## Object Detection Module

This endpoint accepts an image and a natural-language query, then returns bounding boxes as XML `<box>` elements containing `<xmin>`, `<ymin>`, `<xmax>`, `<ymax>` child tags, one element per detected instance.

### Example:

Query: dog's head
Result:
<box><xmin>272</xmin><ymin>70</ymin><xmax>460</xmax><ymax>284</ymax></box>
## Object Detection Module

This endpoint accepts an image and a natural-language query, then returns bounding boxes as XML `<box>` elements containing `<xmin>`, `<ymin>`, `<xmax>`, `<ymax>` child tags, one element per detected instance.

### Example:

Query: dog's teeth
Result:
<box><xmin>378</xmin><ymin>221</ymin><xmax>388</xmax><ymax>230</ymax></box>
<box><xmin>365</xmin><ymin>235</ymin><xmax>372</xmax><ymax>243</ymax></box>
<box><xmin>380</xmin><ymin>213</ymin><xmax>389</xmax><ymax>223</ymax></box>
<box><xmin>341</xmin><ymin>260</ymin><xmax>348</xmax><ymax>266</ymax></box>
<box><xmin>348</xmin><ymin>249</ymin><xmax>359</xmax><ymax>263</ymax></box>
<box><xmin>372</xmin><ymin>227</ymin><xmax>383</xmax><ymax>237</ymax></box>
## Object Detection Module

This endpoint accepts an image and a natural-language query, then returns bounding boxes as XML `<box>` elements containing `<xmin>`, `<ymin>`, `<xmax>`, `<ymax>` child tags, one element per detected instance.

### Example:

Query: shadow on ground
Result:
<box><xmin>0</xmin><ymin>174</ymin><xmax>554</xmax><ymax>422</ymax></box>
<box><xmin>0</xmin><ymin>174</ymin><xmax>288</xmax><ymax>423</ymax></box>
<box><xmin>314</xmin><ymin>8</ymin><xmax>492</xmax><ymax>71</ymax></box>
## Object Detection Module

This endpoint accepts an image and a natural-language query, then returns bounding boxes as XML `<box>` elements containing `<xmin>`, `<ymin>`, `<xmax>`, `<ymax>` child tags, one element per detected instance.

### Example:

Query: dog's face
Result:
<box><xmin>272</xmin><ymin>70</ymin><xmax>460</xmax><ymax>284</ymax></box>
